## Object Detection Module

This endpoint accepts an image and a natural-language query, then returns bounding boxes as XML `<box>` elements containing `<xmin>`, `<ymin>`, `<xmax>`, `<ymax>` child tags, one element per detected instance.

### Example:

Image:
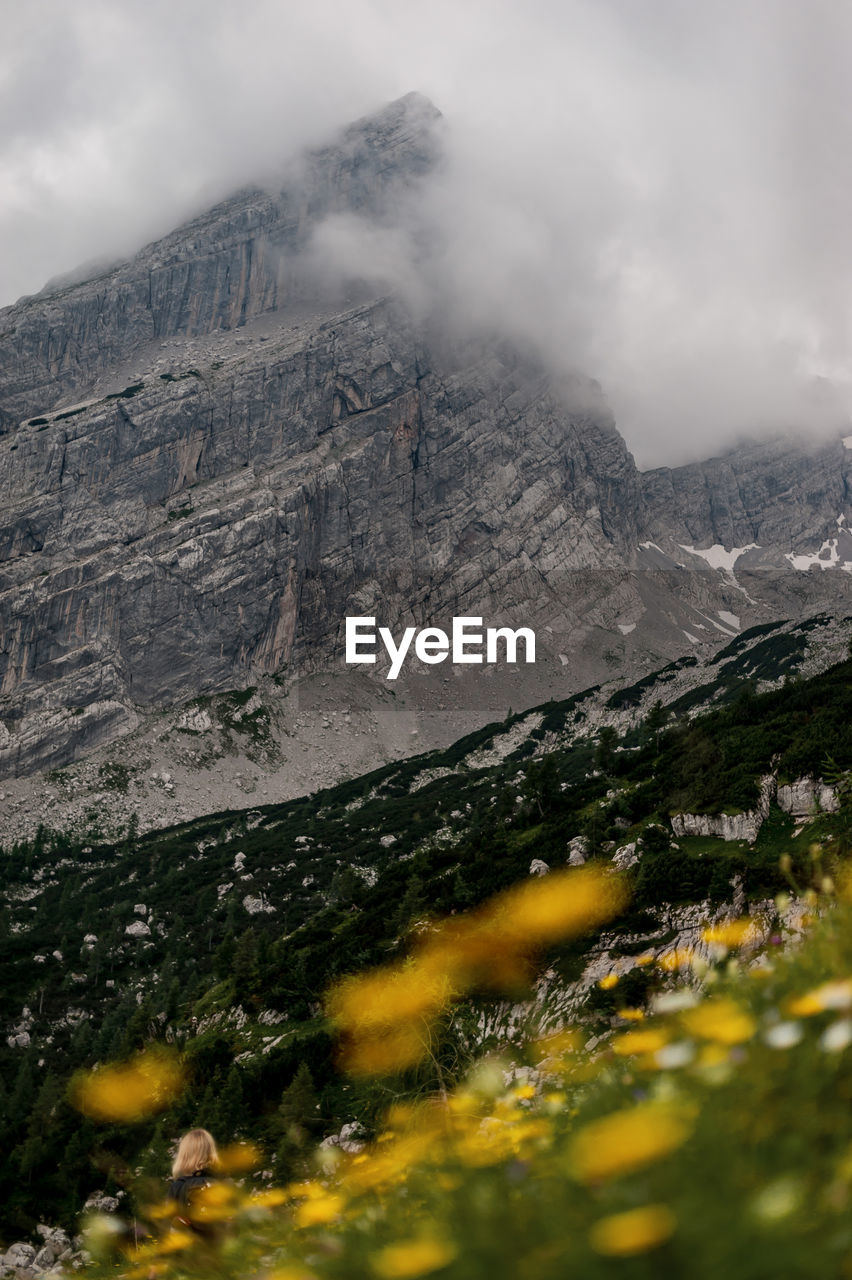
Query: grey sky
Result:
<box><xmin>3</xmin><ymin>0</ymin><xmax>852</xmax><ymax>465</ymax></box>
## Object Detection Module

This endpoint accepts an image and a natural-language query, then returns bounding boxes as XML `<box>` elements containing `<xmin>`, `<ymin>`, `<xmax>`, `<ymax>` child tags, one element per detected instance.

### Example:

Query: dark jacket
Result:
<box><xmin>168</xmin><ymin>1169</ymin><xmax>219</xmax><ymax>1236</ymax></box>
<box><xmin>168</xmin><ymin>1169</ymin><xmax>213</xmax><ymax>1208</ymax></box>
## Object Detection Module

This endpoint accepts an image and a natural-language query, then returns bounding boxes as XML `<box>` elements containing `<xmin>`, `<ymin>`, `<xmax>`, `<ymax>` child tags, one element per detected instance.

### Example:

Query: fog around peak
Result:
<box><xmin>3</xmin><ymin>0</ymin><xmax>852</xmax><ymax>464</ymax></box>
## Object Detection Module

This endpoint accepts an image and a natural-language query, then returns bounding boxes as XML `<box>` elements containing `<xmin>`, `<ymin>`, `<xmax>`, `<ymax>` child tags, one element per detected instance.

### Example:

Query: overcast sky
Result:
<box><xmin>3</xmin><ymin>0</ymin><xmax>852</xmax><ymax>465</ymax></box>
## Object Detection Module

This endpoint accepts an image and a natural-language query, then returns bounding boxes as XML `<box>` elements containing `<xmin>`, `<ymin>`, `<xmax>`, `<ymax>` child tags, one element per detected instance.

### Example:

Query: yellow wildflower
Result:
<box><xmin>788</xmin><ymin>979</ymin><xmax>852</xmax><ymax>1017</ymax></box>
<box><xmin>384</xmin><ymin>1102</ymin><xmax>421</xmax><ymax>1129</ymax></box>
<box><xmin>697</xmin><ymin>1043</ymin><xmax>731</xmax><ymax>1069</ymax></box>
<box><xmin>455</xmin><ymin>1117</ymin><xmax>518</xmax><ymax>1166</ymax></box>
<box><xmin>142</xmin><ymin>1200</ymin><xmax>179</xmax><ymax>1222</ymax></box>
<box><xmin>247</xmin><ymin>1187</ymin><xmax>289</xmax><ymax>1209</ymax></box>
<box><xmin>268</xmin><ymin>1267</ymin><xmax>318</xmax><ymax>1280</ymax></box>
<box><xmin>191</xmin><ymin>1180</ymin><xmax>237</xmax><ymax>1223</ymax></box>
<box><xmin>702</xmin><ymin>919</ymin><xmax>759</xmax><ymax>948</ymax></box>
<box><xmin>681</xmin><ymin>997</ymin><xmax>756</xmax><ymax>1044</ymax></box>
<box><xmin>218</xmin><ymin>1141</ymin><xmax>262</xmax><ymax>1173</ymax></box>
<box><xmin>599</xmin><ymin>973</ymin><xmax>620</xmax><ymax>990</ymax></box>
<box><xmin>345</xmin><ymin>1131</ymin><xmax>437</xmax><ymax>1193</ymax></box>
<box><xmin>570</xmin><ymin>1104</ymin><xmax>692</xmax><ymax>1182</ymax></box>
<box><xmin>611</xmin><ymin>1028</ymin><xmax>669</xmax><ymax>1056</ymax></box>
<box><xmin>447</xmin><ymin>1090</ymin><xmax>480</xmax><ymax>1118</ymax></box>
<box><xmin>590</xmin><ymin>1204</ymin><xmax>676</xmax><ymax>1256</ymax></box>
<box><xmin>616</xmin><ymin>1007</ymin><xmax>645</xmax><ymax>1021</ymax></box>
<box><xmin>372</xmin><ymin>1237</ymin><xmax>457</xmax><ymax>1278</ymax></box>
<box><xmin>156</xmin><ymin>1229</ymin><xmax>195</xmax><ymax>1254</ymax></box>
<box><xmin>70</xmin><ymin>1049</ymin><xmax>184</xmax><ymax>1123</ymax></box>
<box><xmin>493</xmin><ymin>867</ymin><xmax>628</xmax><ymax>947</ymax></box>
<box><xmin>658</xmin><ymin>948</ymin><xmax>694</xmax><ymax>972</ymax></box>
<box><xmin>283</xmin><ymin>1180</ymin><xmax>327</xmax><ymax>1201</ymax></box>
<box><xmin>534</xmin><ymin>1028</ymin><xmax>581</xmax><ymax>1056</ymax></box>
<box><xmin>328</xmin><ymin>964</ymin><xmax>454</xmax><ymax>1034</ymax></box>
<box><xmin>294</xmin><ymin>1192</ymin><xmax>345</xmax><ymax>1228</ymax></box>
<box><xmin>340</xmin><ymin>1022</ymin><xmax>429</xmax><ymax>1076</ymax></box>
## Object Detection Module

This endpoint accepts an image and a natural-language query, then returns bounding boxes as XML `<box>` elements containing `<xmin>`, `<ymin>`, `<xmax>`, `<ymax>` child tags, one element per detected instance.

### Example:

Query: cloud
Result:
<box><xmin>3</xmin><ymin>0</ymin><xmax>852</xmax><ymax>464</ymax></box>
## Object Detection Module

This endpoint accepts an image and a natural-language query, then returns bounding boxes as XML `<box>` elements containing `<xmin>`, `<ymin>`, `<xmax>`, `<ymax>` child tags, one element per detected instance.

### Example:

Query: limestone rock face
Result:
<box><xmin>776</xmin><ymin>776</ymin><xmax>838</xmax><ymax>817</ymax></box>
<box><xmin>0</xmin><ymin>92</ymin><xmax>442</xmax><ymax>431</ymax></box>
<box><xmin>0</xmin><ymin>286</ymin><xmax>639</xmax><ymax>775</ymax></box>
<box><xmin>641</xmin><ymin>435</ymin><xmax>852</xmax><ymax>551</ymax></box>
<box><xmin>670</xmin><ymin>775</ymin><xmax>832</xmax><ymax>845</ymax></box>
<box><xmin>0</xmin><ymin>90</ymin><xmax>851</xmax><ymax>784</ymax></box>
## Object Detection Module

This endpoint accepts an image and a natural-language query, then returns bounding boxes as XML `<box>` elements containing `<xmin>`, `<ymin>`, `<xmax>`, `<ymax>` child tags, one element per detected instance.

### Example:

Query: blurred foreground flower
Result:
<box><xmin>371</xmin><ymin>1236</ymin><xmax>457</xmax><ymax>1278</ymax></box>
<box><xmin>486</xmin><ymin>867</ymin><xmax>628</xmax><ymax>950</ymax></box>
<box><xmin>70</xmin><ymin>1048</ymin><xmax>184</xmax><ymax>1122</ymax></box>
<box><xmin>327</xmin><ymin>866</ymin><xmax>627</xmax><ymax>1076</ymax></box>
<box><xmin>788</xmin><ymin>978</ymin><xmax>852</xmax><ymax>1017</ymax></box>
<box><xmin>339</xmin><ymin>1023</ymin><xmax>429</xmax><ymax>1077</ymax></box>
<box><xmin>328</xmin><ymin>967</ymin><xmax>455</xmax><ymax>1036</ymax></box>
<box><xmin>680</xmin><ymin>997</ymin><xmax>756</xmax><ymax>1045</ymax></box>
<box><xmin>589</xmin><ymin>1204</ymin><xmax>677</xmax><ymax>1256</ymax></box>
<box><xmin>217</xmin><ymin>1141</ymin><xmax>262</xmax><ymax>1174</ymax></box>
<box><xmin>702</xmin><ymin>919</ymin><xmax>759</xmax><ymax>949</ymax></box>
<box><xmin>570</xmin><ymin>1103</ymin><xmax>693</xmax><ymax>1182</ymax></box>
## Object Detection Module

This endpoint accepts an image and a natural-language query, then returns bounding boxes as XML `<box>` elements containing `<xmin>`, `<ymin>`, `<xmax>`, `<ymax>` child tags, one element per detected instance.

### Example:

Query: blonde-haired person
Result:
<box><xmin>168</xmin><ymin>1129</ymin><xmax>220</xmax><ymax>1232</ymax></box>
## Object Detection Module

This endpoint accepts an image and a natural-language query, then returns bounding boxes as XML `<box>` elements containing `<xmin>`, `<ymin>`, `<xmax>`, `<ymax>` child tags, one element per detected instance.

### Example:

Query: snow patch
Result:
<box><xmin>785</xmin><ymin>538</ymin><xmax>846</xmax><ymax>571</ymax></box>
<box><xmin>617</xmin><ymin>623</ymin><xmax>636</xmax><ymax>635</ymax></box>
<box><xmin>717</xmin><ymin>610</ymin><xmax>741</xmax><ymax>630</ymax></box>
<box><xmin>679</xmin><ymin>543</ymin><xmax>759</xmax><ymax>572</ymax></box>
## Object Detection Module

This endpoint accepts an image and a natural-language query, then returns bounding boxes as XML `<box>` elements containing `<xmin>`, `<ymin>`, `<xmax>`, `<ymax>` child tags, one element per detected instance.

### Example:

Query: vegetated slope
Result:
<box><xmin>1</xmin><ymin>627</ymin><xmax>851</xmax><ymax>1234</ymax></box>
<box><xmin>84</xmin><ymin>878</ymin><xmax>852</xmax><ymax>1280</ymax></box>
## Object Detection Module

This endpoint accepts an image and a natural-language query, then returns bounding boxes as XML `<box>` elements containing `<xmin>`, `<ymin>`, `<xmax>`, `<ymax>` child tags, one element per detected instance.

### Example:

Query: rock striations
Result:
<box><xmin>0</xmin><ymin>91</ymin><xmax>850</xmax><ymax>785</ymax></box>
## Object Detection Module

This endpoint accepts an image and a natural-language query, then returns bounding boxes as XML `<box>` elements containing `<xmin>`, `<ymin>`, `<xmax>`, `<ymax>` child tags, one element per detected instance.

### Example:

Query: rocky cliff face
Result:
<box><xmin>0</xmin><ymin>92</ymin><xmax>850</xmax><ymax>788</ymax></box>
<box><xmin>0</xmin><ymin>92</ymin><xmax>441</xmax><ymax>430</ymax></box>
<box><xmin>641</xmin><ymin>432</ymin><xmax>852</xmax><ymax>565</ymax></box>
<box><xmin>0</xmin><ymin>286</ymin><xmax>640</xmax><ymax>775</ymax></box>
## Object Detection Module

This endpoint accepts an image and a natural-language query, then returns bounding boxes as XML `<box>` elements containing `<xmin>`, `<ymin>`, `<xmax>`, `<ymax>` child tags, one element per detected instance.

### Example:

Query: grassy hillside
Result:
<box><xmin>1</xmin><ymin>629</ymin><xmax>852</xmax><ymax>1237</ymax></box>
<box><xmin>82</xmin><ymin>870</ymin><xmax>852</xmax><ymax>1280</ymax></box>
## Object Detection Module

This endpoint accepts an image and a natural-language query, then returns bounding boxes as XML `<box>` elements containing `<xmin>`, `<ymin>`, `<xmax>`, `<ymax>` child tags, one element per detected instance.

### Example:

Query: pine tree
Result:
<box><xmin>9</xmin><ymin>1058</ymin><xmax>36</xmax><ymax>1137</ymax></box>
<box><xmin>211</xmin><ymin>1066</ymin><xmax>246</xmax><ymax>1139</ymax></box>
<box><xmin>594</xmin><ymin>726</ymin><xmax>618</xmax><ymax>774</ymax></box>
<box><xmin>233</xmin><ymin>931</ymin><xmax>260</xmax><ymax>1004</ymax></box>
<box><xmin>138</xmin><ymin>1120</ymin><xmax>171</xmax><ymax>1182</ymax></box>
<box><xmin>394</xmin><ymin>874</ymin><xmax>427</xmax><ymax>935</ymax></box>
<box><xmin>274</xmin><ymin>1063</ymin><xmax>320</xmax><ymax>1179</ymax></box>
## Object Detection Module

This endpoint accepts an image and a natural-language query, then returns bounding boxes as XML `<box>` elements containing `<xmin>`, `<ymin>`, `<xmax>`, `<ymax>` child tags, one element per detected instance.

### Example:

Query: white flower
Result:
<box><xmin>651</xmin><ymin>989</ymin><xmax>699</xmax><ymax>1014</ymax></box>
<box><xmin>654</xmin><ymin>1041</ymin><xmax>695</xmax><ymax>1069</ymax></box>
<box><xmin>763</xmin><ymin>1022</ymin><xmax>803</xmax><ymax>1050</ymax></box>
<box><xmin>820</xmin><ymin>1019</ymin><xmax>852</xmax><ymax>1053</ymax></box>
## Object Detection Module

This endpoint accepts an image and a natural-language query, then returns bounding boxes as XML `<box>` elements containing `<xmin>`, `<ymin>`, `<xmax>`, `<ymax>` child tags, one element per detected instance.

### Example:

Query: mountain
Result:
<box><xmin>0</xmin><ymin>91</ymin><xmax>850</xmax><ymax>812</ymax></box>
